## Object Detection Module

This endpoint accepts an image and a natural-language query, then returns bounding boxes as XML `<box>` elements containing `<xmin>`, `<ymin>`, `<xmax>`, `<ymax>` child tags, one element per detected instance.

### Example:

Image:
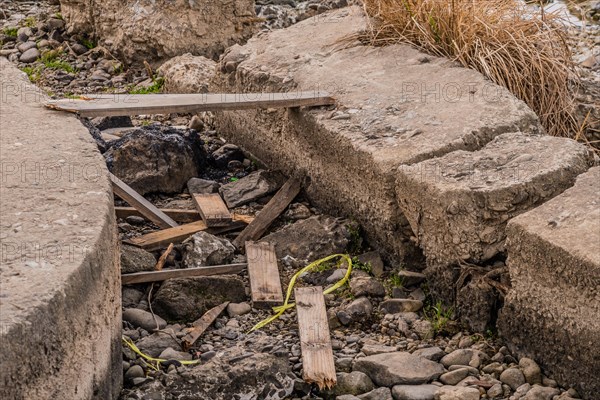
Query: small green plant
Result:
<box><xmin>54</xmin><ymin>12</ymin><xmax>64</xmax><ymax>20</ymax></box>
<box><xmin>64</xmin><ymin>93</ymin><xmax>80</xmax><ymax>99</ymax></box>
<box><xmin>387</xmin><ymin>275</ymin><xmax>404</xmax><ymax>288</ymax></box>
<box><xmin>39</xmin><ymin>49</ymin><xmax>77</xmax><ymax>73</ymax></box>
<box><xmin>352</xmin><ymin>256</ymin><xmax>372</xmax><ymax>275</ymax></box>
<box><xmin>140</xmin><ymin>120</ymin><xmax>152</xmax><ymax>127</ymax></box>
<box><xmin>129</xmin><ymin>77</ymin><xmax>164</xmax><ymax>95</ymax></box>
<box><xmin>21</xmin><ymin>66</ymin><xmax>42</xmax><ymax>83</ymax></box>
<box><xmin>424</xmin><ymin>300</ymin><xmax>454</xmax><ymax>334</ymax></box>
<box><xmin>81</xmin><ymin>37</ymin><xmax>96</xmax><ymax>49</ymax></box>
<box><xmin>229</xmin><ymin>177</ymin><xmax>239</xmax><ymax>182</ymax></box>
<box><xmin>23</xmin><ymin>17</ymin><xmax>37</xmax><ymax>28</ymax></box>
<box><xmin>3</xmin><ymin>27</ymin><xmax>18</xmax><ymax>38</ymax></box>
<box><xmin>335</xmin><ymin>282</ymin><xmax>355</xmax><ymax>300</ymax></box>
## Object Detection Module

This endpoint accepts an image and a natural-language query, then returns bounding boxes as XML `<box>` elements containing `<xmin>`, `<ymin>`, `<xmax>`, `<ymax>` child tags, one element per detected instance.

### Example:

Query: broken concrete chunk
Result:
<box><xmin>157</xmin><ymin>54</ymin><xmax>216</xmax><ymax>94</ymax></box>
<box><xmin>183</xmin><ymin>231</ymin><xmax>235</xmax><ymax>267</ymax></box>
<box><xmin>219</xmin><ymin>170</ymin><xmax>286</xmax><ymax>208</ymax></box>
<box><xmin>261</xmin><ymin>215</ymin><xmax>352</xmax><ymax>268</ymax></box>
<box><xmin>152</xmin><ymin>276</ymin><xmax>246</xmax><ymax>322</ymax></box>
<box><xmin>498</xmin><ymin>167</ymin><xmax>600</xmax><ymax>399</ymax></box>
<box><xmin>396</xmin><ymin>132</ymin><xmax>594</xmax><ymax>265</ymax></box>
<box><xmin>121</xmin><ymin>245</ymin><xmax>156</xmax><ymax>274</ymax></box>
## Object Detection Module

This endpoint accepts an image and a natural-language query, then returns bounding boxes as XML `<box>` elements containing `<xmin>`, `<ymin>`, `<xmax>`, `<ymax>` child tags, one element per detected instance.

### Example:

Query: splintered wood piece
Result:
<box><xmin>125</xmin><ymin>216</ymin><xmax>251</xmax><ymax>251</ymax></box>
<box><xmin>110</xmin><ymin>173</ymin><xmax>178</xmax><ymax>229</ymax></box>
<box><xmin>295</xmin><ymin>286</ymin><xmax>336</xmax><ymax>389</ymax></box>
<box><xmin>192</xmin><ymin>193</ymin><xmax>232</xmax><ymax>227</ymax></box>
<box><xmin>181</xmin><ymin>302</ymin><xmax>230</xmax><ymax>350</ymax></box>
<box><xmin>115</xmin><ymin>207</ymin><xmax>201</xmax><ymax>223</ymax></box>
<box><xmin>155</xmin><ymin>243</ymin><xmax>174</xmax><ymax>271</ymax></box>
<box><xmin>45</xmin><ymin>92</ymin><xmax>335</xmax><ymax>117</ymax></box>
<box><xmin>121</xmin><ymin>263</ymin><xmax>247</xmax><ymax>285</ymax></box>
<box><xmin>233</xmin><ymin>176</ymin><xmax>302</xmax><ymax>249</ymax></box>
<box><xmin>246</xmin><ymin>241</ymin><xmax>283</xmax><ymax>308</ymax></box>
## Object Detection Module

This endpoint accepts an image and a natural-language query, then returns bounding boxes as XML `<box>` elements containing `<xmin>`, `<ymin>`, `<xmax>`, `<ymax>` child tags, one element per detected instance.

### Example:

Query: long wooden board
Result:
<box><xmin>121</xmin><ymin>263</ymin><xmax>247</xmax><ymax>285</ymax></box>
<box><xmin>233</xmin><ymin>176</ymin><xmax>302</xmax><ymax>249</ymax></box>
<box><xmin>115</xmin><ymin>207</ymin><xmax>200</xmax><ymax>223</ymax></box>
<box><xmin>45</xmin><ymin>92</ymin><xmax>335</xmax><ymax>117</ymax></box>
<box><xmin>192</xmin><ymin>193</ymin><xmax>232</xmax><ymax>227</ymax></box>
<box><xmin>110</xmin><ymin>173</ymin><xmax>178</xmax><ymax>229</ymax></box>
<box><xmin>246</xmin><ymin>241</ymin><xmax>283</xmax><ymax>308</ymax></box>
<box><xmin>125</xmin><ymin>215</ymin><xmax>252</xmax><ymax>251</ymax></box>
<box><xmin>295</xmin><ymin>286</ymin><xmax>336</xmax><ymax>389</ymax></box>
<box><xmin>181</xmin><ymin>302</ymin><xmax>229</xmax><ymax>350</ymax></box>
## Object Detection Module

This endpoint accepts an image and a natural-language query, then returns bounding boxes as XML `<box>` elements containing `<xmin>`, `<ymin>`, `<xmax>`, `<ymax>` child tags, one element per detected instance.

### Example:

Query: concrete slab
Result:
<box><xmin>396</xmin><ymin>132</ymin><xmax>594</xmax><ymax>265</ymax></box>
<box><xmin>0</xmin><ymin>58</ymin><xmax>121</xmax><ymax>399</ymax></box>
<box><xmin>212</xmin><ymin>6</ymin><xmax>541</xmax><ymax>265</ymax></box>
<box><xmin>498</xmin><ymin>167</ymin><xmax>600</xmax><ymax>399</ymax></box>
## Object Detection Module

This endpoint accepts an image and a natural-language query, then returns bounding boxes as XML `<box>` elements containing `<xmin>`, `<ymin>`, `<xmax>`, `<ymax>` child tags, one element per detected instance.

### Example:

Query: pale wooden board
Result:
<box><xmin>181</xmin><ymin>302</ymin><xmax>229</xmax><ymax>350</ymax></box>
<box><xmin>245</xmin><ymin>241</ymin><xmax>283</xmax><ymax>308</ymax></box>
<box><xmin>295</xmin><ymin>286</ymin><xmax>337</xmax><ymax>389</ymax></box>
<box><xmin>233</xmin><ymin>176</ymin><xmax>302</xmax><ymax>249</ymax></box>
<box><xmin>192</xmin><ymin>193</ymin><xmax>232</xmax><ymax>227</ymax></box>
<box><xmin>125</xmin><ymin>216</ymin><xmax>251</xmax><ymax>251</ymax></box>
<box><xmin>115</xmin><ymin>207</ymin><xmax>200</xmax><ymax>223</ymax></box>
<box><xmin>45</xmin><ymin>92</ymin><xmax>335</xmax><ymax>117</ymax></box>
<box><xmin>110</xmin><ymin>173</ymin><xmax>178</xmax><ymax>229</ymax></box>
<box><xmin>121</xmin><ymin>263</ymin><xmax>247</xmax><ymax>285</ymax></box>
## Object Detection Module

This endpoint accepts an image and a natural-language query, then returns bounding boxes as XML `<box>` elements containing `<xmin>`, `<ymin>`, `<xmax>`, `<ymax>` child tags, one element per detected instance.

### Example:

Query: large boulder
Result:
<box><xmin>152</xmin><ymin>276</ymin><xmax>246</xmax><ymax>322</ymax></box>
<box><xmin>104</xmin><ymin>126</ymin><xmax>206</xmax><ymax>195</ymax></box>
<box><xmin>157</xmin><ymin>54</ymin><xmax>216</xmax><ymax>93</ymax></box>
<box><xmin>58</xmin><ymin>0</ymin><xmax>257</xmax><ymax>64</ymax></box>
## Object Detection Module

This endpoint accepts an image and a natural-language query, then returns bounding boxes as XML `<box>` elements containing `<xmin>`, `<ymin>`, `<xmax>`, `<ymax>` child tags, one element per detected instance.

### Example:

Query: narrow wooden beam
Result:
<box><xmin>121</xmin><ymin>263</ymin><xmax>247</xmax><ymax>285</ymax></box>
<box><xmin>110</xmin><ymin>173</ymin><xmax>178</xmax><ymax>229</ymax></box>
<box><xmin>154</xmin><ymin>243</ymin><xmax>174</xmax><ymax>271</ymax></box>
<box><xmin>192</xmin><ymin>193</ymin><xmax>232</xmax><ymax>227</ymax></box>
<box><xmin>246</xmin><ymin>241</ymin><xmax>283</xmax><ymax>308</ymax></box>
<box><xmin>181</xmin><ymin>302</ymin><xmax>229</xmax><ymax>350</ymax></box>
<box><xmin>115</xmin><ymin>207</ymin><xmax>200</xmax><ymax>223</ymax></box>
<box><xmin>125</xmin><ymin>216</ymin><xmax>251</xmax><ymax>251</ymax></box>
<box><xmin>45</xmin><ymin>92</ymin><xmax>335</xmax><ymax>117</ymax></box>
<box><xmin>233</xmin><ymin>176</ymin><xmax>302</xmax><ymax>249</ymax></box>
<box><xmin>295</xmin><ymin>286</ymin><xmax>336</xmax><ymax>390</ymax></box>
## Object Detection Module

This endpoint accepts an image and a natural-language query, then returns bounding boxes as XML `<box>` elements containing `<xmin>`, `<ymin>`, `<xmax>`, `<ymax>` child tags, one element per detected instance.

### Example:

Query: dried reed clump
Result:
<box><xmin>361</xmin><ymin>0</ymin><xmax>583</xmax><ymax>139</ymax></box>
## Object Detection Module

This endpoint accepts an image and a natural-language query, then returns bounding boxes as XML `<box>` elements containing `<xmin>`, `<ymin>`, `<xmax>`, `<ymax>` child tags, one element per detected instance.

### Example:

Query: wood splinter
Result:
<box><xmin>181</xmin><ymin>302</ymin><xmax>229</xmax><ymax>350</ymax></box>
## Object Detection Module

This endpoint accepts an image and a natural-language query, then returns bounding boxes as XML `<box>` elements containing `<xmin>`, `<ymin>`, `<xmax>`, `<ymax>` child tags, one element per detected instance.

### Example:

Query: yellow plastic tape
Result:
<box><xmin>122</xmin><ymin>335</ymin><xmax>200</xmax><ymax>371</ymax></box>
<box><xmin>250</xmin><ymin>253</ymin><xmax>353</xmax><ymax>332</ymax></box>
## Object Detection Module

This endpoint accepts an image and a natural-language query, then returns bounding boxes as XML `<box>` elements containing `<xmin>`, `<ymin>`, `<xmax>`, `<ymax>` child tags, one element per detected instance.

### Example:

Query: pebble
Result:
<box><xmin>124</xmin><ymin>365</ymin><xmax>144</xmax><ymax>381</ymax></box>
<box><xmin>19</xmin><ymin>48</ymin><xmax>39</xmax><ymax>63</ymax></box>
<box><xmin>501</xmin><ymin>367</ymin><xmax>527</xmax><ymax>391</ymax></box>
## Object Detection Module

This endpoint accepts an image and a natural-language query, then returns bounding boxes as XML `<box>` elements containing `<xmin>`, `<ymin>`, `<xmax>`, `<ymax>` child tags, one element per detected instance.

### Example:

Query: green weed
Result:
<box><xmin>424</xmin><ymin>300</ymin><xmax>454</xmax><ymax>334</ymax></box>
<box><xmin>129</xmin><ymin>77</ymin><xmax>164</xmax><ymax>94</ymax></box>
<box><xmin>3</xmin><ymin>27</ymin><xmax>18</xmax><ymax>37</ymax></box>
<box><xmin>81</xmin><ymin>38</ymin><xmax>96</xmax><ymax>49</ymax></box>
<box><xmin>387</xmin><ymin>275</ymin><xmax>404</xmax><ymax>288</ymax></box>
<box><xmin>352</xmin><ymin>256</ymin><xmax>372</xmax><ymax>275</ymax></box>
<box><xmin>21</xmin><ymin>66</ymin><xmax>42</xmax><ymax>83</ymax></box>
<box><xmin>23</xmin><ymin>17</ymin><xmax>36</xmax><ymax>28</ymax></box>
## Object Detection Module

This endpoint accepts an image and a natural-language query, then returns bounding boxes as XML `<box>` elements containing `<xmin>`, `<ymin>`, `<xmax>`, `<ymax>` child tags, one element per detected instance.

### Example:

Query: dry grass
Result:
<box><xmin>361</xmin><ymin>0</ymin><xmax>584</xmax><ymax>139</ymax></box>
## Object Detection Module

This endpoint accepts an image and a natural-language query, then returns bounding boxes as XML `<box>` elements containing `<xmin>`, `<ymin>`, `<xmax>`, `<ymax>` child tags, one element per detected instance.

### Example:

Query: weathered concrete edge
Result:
<box><xmin>0</xmin><ymin>59</ymin><xmax>121</xmax><ymax>399</ymax></box>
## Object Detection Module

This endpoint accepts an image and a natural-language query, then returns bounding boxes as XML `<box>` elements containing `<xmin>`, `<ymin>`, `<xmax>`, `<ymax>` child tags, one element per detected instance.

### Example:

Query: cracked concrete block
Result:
<box><xmin>396</xmin><ymin>132</ymin><xmax>594</xmax><ymax>265</ymax></box>
<box><xmin>498</xmin><ymin>167</ymin><xmax>600</xmax><ymax>399</ymax></box>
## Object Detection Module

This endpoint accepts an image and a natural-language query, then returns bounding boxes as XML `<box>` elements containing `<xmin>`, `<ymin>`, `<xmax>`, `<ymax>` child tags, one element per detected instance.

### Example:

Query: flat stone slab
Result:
<box><xmin>396</xmin><ymin>132</ymin><xmax>594</xmax><ymax>265</ymax></box>
<box><xmin>212</xmin><ymin>6</ymin><xmax>541</xmax><ymax>265</ymax></box>
<box><xmin>353</xmin><ymin>352</ymin><xmax>444</xmax><ymax>387</ymax></box>
<box><xmin>499</xmin><ymin>167</ymin><xmax>600</xmax><ymax>399</ymax></box>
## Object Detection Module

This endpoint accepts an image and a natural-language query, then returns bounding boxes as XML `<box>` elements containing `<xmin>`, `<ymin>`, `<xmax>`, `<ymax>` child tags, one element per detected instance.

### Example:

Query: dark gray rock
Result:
<box><xmin>356</xmin><ymin>251</ymin><xmax>385</xmax><ymax>278</ymax></box>
<box><xmin>19</xmin><ymin>48</ymin><xmax>40</xmax><ymax>63</ymax></box>
<box><xmin>338</xmin><ymin>297</ymin><xmax>373</xmax><ymax>325</ymax></box>
<box><xmin>152</xmin><ymin>276</ymin><xmax>246</xmax><ymax>321</ymax></box>
<box><xmin>398</xmin><ymin>270</ymin><xmax>426</xmax><ymax>287</ymax></box>
<box><xmin>380</xmin><ymin>299</ymin><xmax>423</xmax><ymax>314</ymax></box>
<box><xmin>158</xmin><ymin>347</ymin><xmax>192</xmax><ymax>361</ymax></box>
<box><xmin>183</xmin><ymin>231</ymin><xmax>235</xmax><ymax>267</ymax></box>
<box><xmin>123</xmin><ymin>308</ymin><xmax>166</xmax><ymax>332</ymax></box>
<box><xmin>124</xmin><ymin>365</ymin><xmax>145</xmax><ymax>381</ymax></box>
<box><xmin>122</xmin><ymin>287</ymin><xmax>144</xmax><ymax>308</ymax></box>
<box><xmin>136</xmin><ymin>330</ymin><xmax>181</xmax><ymax>358</ymax></box>
<box><xmin>359</xmin><ymin>387</ymin><xmax>393</xmax><ymax>400</ymax></box>
<box><xmin>219</xmin><ymin>170</ymin><xmax>286</xmax><ymax>208</ymax></box>
<box><xmin>17</xmin><ymin>41</ymin><xmax>36</xmax><ymax>53</ymax></box>
<box><xmin>105</xmin><ymin>126</ymin><xmax>206</xmax><ymax>195</ymax></box>
<box><xmin>353</xmin><ymin>352</ymin><xmax>444</xmax><ymax>387</ymax></box>
<box><xmin>500</xmin><ymin>367</ymin><xmax>526</xmax><ymax>390</ymax></box>
<box><xmin>212</xmin><ymin>144</ymin><xmax>244</xmax><ymax>168</ymax></box>
<box><xmin>91</xmin><ymin>116</ymin><xmax>133</xmax><ymax>131</ymax></box>
<box><xmin>121</xmin><ymin>244</ymin><xmax>156</xmax><ymax>274</ymax></box>
<box><xmin>412</xmin><ymin>347</ymin><xmax>445</xmax><ymax>362</ymax></box>
<box><xmin>350</xmin><ymin>276</ymin><xmax>385</xmax><ymax>297</ymax></box>
<box><xmin>334</xmin><ymin>371</ymin><xmax>375</xmax><ymax>396</ymax></box>
<box><xmin>187</xmin><ymin>177</ymin><xmax>219</xmax><ymax>194</ymax></box>
<box><xmin>439</xmin><ymin>349</ymin><xmax>476</xmax><ymax>368</ymax></box>
<box><xmin>262</xmin><ymin>215</ymin><xmax>352</xmax><ymax>268</ymax></box>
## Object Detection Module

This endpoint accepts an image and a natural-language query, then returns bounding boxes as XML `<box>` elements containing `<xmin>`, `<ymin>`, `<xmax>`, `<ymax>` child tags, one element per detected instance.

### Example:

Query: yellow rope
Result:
<box><xmin>249</xmin><ymin>254</ymin><xmax>352</xmax><ymax>332</ymax></box>
<box><xmin>122</xmin><ymin>335</ymin><xmax>200</xmax><ymax>371</ymax></box>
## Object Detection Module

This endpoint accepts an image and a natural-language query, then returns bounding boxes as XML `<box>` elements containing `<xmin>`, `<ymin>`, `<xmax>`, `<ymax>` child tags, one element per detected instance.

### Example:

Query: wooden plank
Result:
<box><xmin>246</xmin><ymin>241</ymin><xmax>283</xmax><ymax>308</ymax></box>
<box><xmin>110</xmin><ymin>173</ymin><xmax>178</xmax><ymax>229</ymax></box>
<box><xmin>45</xmin><ymin>92</ymin><xmax>335</xmax><ymax>117</ymax></box>
<box><xmin>233</xmin><ymin>176</ymin><xmax>302</xmax><ymax>249</ymax></box>
<box><xmin>154</xmin><ymin>243</ymin><xmax>174</xmax><ymax>271</ymax></box>
<box><xmin>115</xmin><ymin>207</ymin><xmax>200</xmax><ymax>223</ymax></box>
<box><xmin>192</xmin><ymin>193</ymin><xmax>232</xmax><ymax>227</ymax></box>
<box><xmin>125</xmin><ymin>216</ymin><xmax>251</xmax><ymax>251</ymax></box>
<box><xmin>121</xmin><ymin>263</ymin><xmax>247</xmax><ymax>285</ymax></box>
<box><xmin>181</xmin><ymin>302</ymin><xmax>229</xmax><ymax>351</ymax></box>
<box><xmin>295</xmin><ymin>286</ymin><xmax>336</xmax><ymax>390</ymax></box>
